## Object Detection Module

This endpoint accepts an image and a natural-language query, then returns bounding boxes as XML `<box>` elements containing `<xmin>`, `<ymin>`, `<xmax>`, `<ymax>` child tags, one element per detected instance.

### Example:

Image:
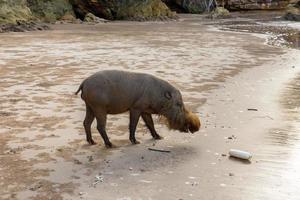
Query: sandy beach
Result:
<box><xmin>0</xmin><ymin>14</ymin><xmax>300</xmax><ymax>200</ymax></box>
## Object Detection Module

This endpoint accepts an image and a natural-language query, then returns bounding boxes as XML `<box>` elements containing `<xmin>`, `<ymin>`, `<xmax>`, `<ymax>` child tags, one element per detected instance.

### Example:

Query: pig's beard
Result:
<box><xmin>160</xmin><ymin>107</ymin><xmax>200</xmax><ymax>133</ymax></box>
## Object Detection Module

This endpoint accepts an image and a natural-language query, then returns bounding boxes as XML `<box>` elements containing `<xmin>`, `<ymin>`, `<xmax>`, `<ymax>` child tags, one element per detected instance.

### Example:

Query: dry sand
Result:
<box><xmin>0</xmin><ymin>15</ymin><xmax>300</xmax><ymax>200</ymax></box>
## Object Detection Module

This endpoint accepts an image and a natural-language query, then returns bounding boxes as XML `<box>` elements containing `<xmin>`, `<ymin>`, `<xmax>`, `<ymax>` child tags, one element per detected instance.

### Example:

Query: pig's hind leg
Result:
<box><xmin>141</xmin><ymin>113</ymin><xmax>162</xmax><ymax>140</ymax></box>
<box><xmin>95</xmin><ymin>110</ymin><xmax>113</xmax><ymax>148</ymax></box>
<box><xmin>84</xmin><ymin>104</ymin><xmax>96</xmax><ymax>145</ymax></box>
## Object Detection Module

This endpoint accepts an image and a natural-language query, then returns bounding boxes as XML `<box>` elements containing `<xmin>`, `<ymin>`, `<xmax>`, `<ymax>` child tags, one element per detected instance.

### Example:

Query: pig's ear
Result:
<box><xmin>164</xmin><ymin>91</ymin><xmax>172</xmax><ymax>100</ymax></box>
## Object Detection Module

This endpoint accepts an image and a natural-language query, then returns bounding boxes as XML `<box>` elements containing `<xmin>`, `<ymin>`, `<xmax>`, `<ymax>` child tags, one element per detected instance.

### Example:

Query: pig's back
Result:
<box><xmin>82</xmin><ymin>70</ymin><xmax>155</xmax><ymax>113</ymax></box>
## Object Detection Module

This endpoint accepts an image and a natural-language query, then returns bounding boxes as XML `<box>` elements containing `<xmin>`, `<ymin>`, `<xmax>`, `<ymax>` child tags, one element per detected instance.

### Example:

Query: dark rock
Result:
<box><xmin>0</xmin><ymin>21</ymin><xmax>50</xmax><ymax>33</ymax></box>
<box><xmin>284</xmin><ymin>7</ymin><xmax>300</xmax><ymax>21</ymax></box>
<box><xmin>164</xmin><ymin>0</ymin><xmax>289</xmax><ymax>13</ymax></box>
<box><xmin>163</xmin><ymin>0</ymin><xmax>216</xmax><ymax>13</ymax></box>
<box><xmin>73</xmin><ymin>159</ymin><xmax>82</xmax><ymax>164</ymax></box>
<box><xmin>224</xmin><ymin>0</ymin><xmax>290</xmax><ymax>10</ymax></box>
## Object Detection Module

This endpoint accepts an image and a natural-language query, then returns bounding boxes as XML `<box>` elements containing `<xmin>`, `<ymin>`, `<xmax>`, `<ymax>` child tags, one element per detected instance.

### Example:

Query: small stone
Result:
<box><xmin>29</xmin><ymin>182</ymin><xmax>43</xmax><ymax>191</ymax></box>
<box><xmin>84</xmin><ymin>13</ymin><xmax>108</xmax><ymax>24</ymax></box>
<box><xmin>74</xmin><ymin>159</ymin><xmax>82</xmax><ymax>165</ymax></box>
<box><xmin>72</xmin><ymin>175</ymin><xmax>80</xmax><ymax>179</ymax></box>
<box><xmin>88</xmin><ymin>155</ymin><xmax>93</xmax><ymax>162</ymax></box>
<box><xmin>5</xmin><ymin>149</ymin><xmax>17</xmax><ymax>154</ymax></box>
<box><xmin>229</xmin><ymin>173</ymin><xmax>234</xmax><ymax>176</ymax></box>
<box><xmin>191</xmin><ymin>182</ymin><xmax>199</xmax><ymax>186</ymax></box>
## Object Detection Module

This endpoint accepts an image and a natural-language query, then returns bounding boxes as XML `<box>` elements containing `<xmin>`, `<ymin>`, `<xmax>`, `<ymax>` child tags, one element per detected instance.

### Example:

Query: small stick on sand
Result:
<box><xmin>247</xmin><ymin>108</ymin><xmax>258</xmax><ymax>111</ymax></box>
<box><xmin>148</xmin><ymin>148</ymin><xmax>171</xmax><ymax>153</ymax></box>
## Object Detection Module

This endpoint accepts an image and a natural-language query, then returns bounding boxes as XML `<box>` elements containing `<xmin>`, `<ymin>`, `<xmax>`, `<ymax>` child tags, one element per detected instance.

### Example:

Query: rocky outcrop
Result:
<box><xmin>208</xmin><ymin>7</ymin><xmax>230</xmax><ymax>18</ymax></box>
<box><xmin>0</xmin><ymin>0</ymin><xmax>75</xmax><ymax>24</ymax></box>
<box><xmin>0</xmin><ymin>0</ymin><xmax>174</xmax><ymax>25</ymax></box>
<box><xmin>70</xmin><ymin>0</ymin><xmax>176</xmax><ymax>20</ymax></box>
<box><xmin>163</xmin><ymin>0</ymin><xmax>216</xmax><ymax>13</ymax></box>
<box><xmin>224</xmin><ymin>0</ymin><xmax>290</xmax><ymax>10</ymax></box>
<box><xmin>117</xmin><ymin>0</ymin><xmax>176</xmax><ymax>20</ymax></box>
<box><xmin>284</xmin><ymin>1</ymin><xmax>300</xmax><ymax>21</ymax></box>
<box><xmin>0</xmin><ymin>0</ymin><xmax>34</xmax><ymax>24</ymax></box>
<box><xmin>0</xmin><ymin>0</ymin><xmax>293</xmax><ymax>28</ymax></box>
<box><xmin>27</xmin><ymin>0</ymin><xmax>75</xmax><ymax>22</ymax></box>
<box><xmin>164</xmin><ymin>0</ymin><xmax>290</xmax><ymax>12</ymax></box>
<box><xmin>284</xmin><ymin>7</ymin><xmax>300</xmax><ymax>21</ymax></box>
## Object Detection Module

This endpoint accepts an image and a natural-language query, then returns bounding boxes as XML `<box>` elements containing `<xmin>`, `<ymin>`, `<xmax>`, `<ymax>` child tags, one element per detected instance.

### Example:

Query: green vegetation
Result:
<box><xmin>0</xmin><ymin>0</ymin><xmax>33</xmax><ymax>24</ymax></box>
<box><xmin>27</xmin><ymin>0</ymin><xmax>75</xmax><ymax>22</ymax></box>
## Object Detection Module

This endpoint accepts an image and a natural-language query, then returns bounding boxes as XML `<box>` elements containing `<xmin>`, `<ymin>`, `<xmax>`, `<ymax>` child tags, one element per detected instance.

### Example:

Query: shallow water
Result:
<box><xmin>259</xmin><ymin>20</ymin><xmax>300</xmax><ymax>31</ymax></box>
<box><xmin>0</xmin><ymin>16</ymin><xmax>300</xmax><ymax>199</ymax></box>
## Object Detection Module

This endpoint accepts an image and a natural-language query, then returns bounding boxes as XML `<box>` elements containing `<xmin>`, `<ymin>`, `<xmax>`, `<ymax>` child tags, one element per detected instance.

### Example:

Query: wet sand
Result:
<box><xmin>0</xmin><ymin>15</ymin><xmax>300</xmax><ymax>200</ymax></box>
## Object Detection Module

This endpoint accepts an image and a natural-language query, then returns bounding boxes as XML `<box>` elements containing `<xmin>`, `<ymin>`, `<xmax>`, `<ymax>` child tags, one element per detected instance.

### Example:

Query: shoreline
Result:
<box><xmin>1</xmin><ymin>11</ymin><xmax>299</xmax><ymax>50</ymax></box>
<box><xmin>0</xmin><ymin>15</ymin><xmax>300</xmax><ymax>199</ymax></box>
<box><xmin>196</xmin><ymin>48</ymin><xmax>300</xmax><ymax>200</ymax></box>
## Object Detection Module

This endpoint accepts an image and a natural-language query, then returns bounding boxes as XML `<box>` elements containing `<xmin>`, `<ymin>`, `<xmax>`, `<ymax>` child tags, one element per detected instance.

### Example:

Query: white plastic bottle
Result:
<box><xmin>229</xmin><ymin>149</ymin><xmax>252</xmax><ymax>160</ymax></box>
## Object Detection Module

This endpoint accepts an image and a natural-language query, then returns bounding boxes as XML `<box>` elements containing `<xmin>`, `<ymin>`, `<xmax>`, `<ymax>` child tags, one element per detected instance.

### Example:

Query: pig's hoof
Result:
<box><xmin>105</xmin><ymin>143</ymin><xmax>114</xmax><ymax>148</ymax></box>
<box><xmin>130</xmin><ymin>139</ymin><xmax>140</xmax><ymax>145</ymax></box>
<box><xmin>153</xmin><ymin>135</ymin><xmax>163</xmax><ymax>140</ymax></box>
<box><xmin>88</xmin><ymin>139</ymin><xmax>97</xmax><ymax>145</ymax></box>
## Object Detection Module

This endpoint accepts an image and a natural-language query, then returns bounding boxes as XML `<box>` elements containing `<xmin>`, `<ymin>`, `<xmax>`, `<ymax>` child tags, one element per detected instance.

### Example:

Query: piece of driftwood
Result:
<box><xmin>247</xmin><ymin>108</ymin><xmax>258</xmax><ymax>111</ymax></box>
<box><xmin>148</xmin><ymin>148</ymin><xmax>171</xmax><ymax>153</ymax></box>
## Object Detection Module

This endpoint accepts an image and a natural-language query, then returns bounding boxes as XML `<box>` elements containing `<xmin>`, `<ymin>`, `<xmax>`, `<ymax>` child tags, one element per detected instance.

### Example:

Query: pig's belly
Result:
<box><xmin>105</xmin><ymin>98</ymin><xmax>132</xmax><ymax>114</ymax></box>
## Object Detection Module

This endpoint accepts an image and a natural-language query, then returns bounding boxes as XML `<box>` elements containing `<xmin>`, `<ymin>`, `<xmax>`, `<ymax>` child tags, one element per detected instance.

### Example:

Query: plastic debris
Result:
<box><xmin>139</xmin><ymin>180</ymin><xmax>152</xmax><ymax>183</ymax></box>
<box><xmin>229</xmin><ymin>149</ymin><xmax>252</xmax><ymax>160</ymax></box>
<box><xmin>91</xmin><ymin>174</ymin><xmax>104</xmax><ymax>187</ymax></box>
